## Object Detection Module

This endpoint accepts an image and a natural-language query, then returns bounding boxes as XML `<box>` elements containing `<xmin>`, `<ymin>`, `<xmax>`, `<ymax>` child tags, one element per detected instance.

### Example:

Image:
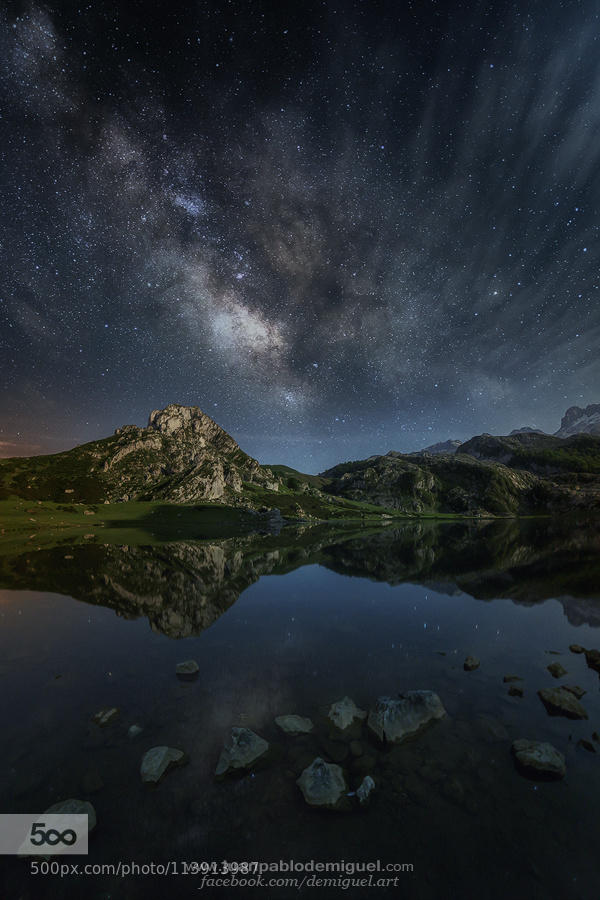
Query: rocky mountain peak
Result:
<box><xmin>148</xmin><ymin>404</ymin><xmax>217</xmax><ymax>436</ymax></box>
<box><xmin>555</xmin><ymin>403</ymin><xmax>600</xmax><ymax>438</ymax></box>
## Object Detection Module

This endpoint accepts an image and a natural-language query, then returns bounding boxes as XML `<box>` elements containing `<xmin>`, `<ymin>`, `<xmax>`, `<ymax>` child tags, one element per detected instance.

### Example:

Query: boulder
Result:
<box><xmin>538</xmin><ymin>687</ymin><xmax>588</xmax><ymax>719</ymax></box>
<box><xmin>176</xmin><ymin>659</ymin><xmax>199</xmax><ymax>679</ymax></box>
<box><xmin>512</xmin><ymin>739</ymin><xmax>566</xmax><ymax>779</ymax></box>
<box><xmin>215</xmin><ymin>727</ymin><xmax>269</xmax><ymax>776</ymax></box>
<box><xmin>275</xmin><ymin>715</ymin><xmax>314</xmax><ymax>735</ymax></box>
<box><xmin>585</xmin><ymin>648</ymin><xmax>600</xmax><ymax>673</ymax></box>
<box><xmin>547</xmin><ymin>662</ymin><xmax>567</xmax><ymax>679</ymax></box>
<box><xmin>296</xmin><ymin>758</ymin><xmax>347</xmax><ymax>808</ymax></box>
<box><xmin>328</xmin><ymin>697</ymin><xmax>367</xmax><ymax>730</ymax></box>
<box><xmin>368</xmin><ymin>692</ymin><xmax>446</xmax><ymax>743</ymax></box>
<box><xmin>140</xmin><ymin>746</ymin><xmax>187</xmax><ymax>784</ymax></box>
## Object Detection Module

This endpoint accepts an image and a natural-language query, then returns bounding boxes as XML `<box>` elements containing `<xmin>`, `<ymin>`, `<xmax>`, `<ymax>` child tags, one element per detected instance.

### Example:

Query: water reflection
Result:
<box><xmin>1</xmin><ymin>517</ymin><xmax>599</xmax><ymax>636</ymax></box>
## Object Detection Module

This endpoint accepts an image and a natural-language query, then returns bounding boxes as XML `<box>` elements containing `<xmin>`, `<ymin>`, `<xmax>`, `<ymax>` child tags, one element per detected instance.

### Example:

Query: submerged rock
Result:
<box><xmin>356</xmin><ymin>775</ymin><xmax>375</xmax><ymax>805</ymax></box>
<box><xmin>328</xmin><ymin>697</ymin><xmax>367</xmax><ymax>730</ymax></box>
<box><xmin>215</xmin><ymin>727</ymin><xmax>269</xmax><ymax>776</ymax></box>
<box><xmin>140</xmin><ymin>746</ymin><xmax>187</xmax><ymax>784</ymax></box>
<box><xmin>569</xmin><ymin>644</ymin><xmax>586</xmax><ymax>654</ymax></box>
<box><xmin>92</xmin><ymin>707</ymin><xmax>119</xmax><ymax>727</ymax></box>
<box><xmin>563</xmin><ymin>684</ymin><xmax>586</xmax><ymax>700</ymax></box>
<box><xmin>538</xmin><ymin>687</ymin><xmax>588</xmax><ymax>719</ymax></box>
<box><xmin>547</xmin><ymin>662</ymin><xmax>567</xmax><ymax>679</ymax></box>
<box><xmin>275</xmin><ymin>715</ymin><xmax>314</xmax><ymax>735</ymax></box>
<box><xmin>508</xmin><ymin>685</ymin><xmax>524</xmax><ymax>697</ymax></box>
<box><xmin>44</xmin><ymin>799</ymin><xmax>97</xmax><ymax>832</ymax></box>
<box><xmin>577</xmin><ymin>739</ymin><xmax>596</xmax><ymax>753</ymax></box>
<box><xmin>176</xmin><ymin>659</ymin><xmax>199</xmax><ymax>679</ymax></box>
<box><xmin>512</xmin><ymin>739</ymin><xmax>566</xmax><ymax>780</ymax></box>
<box><xmin>296</xmin><ymin>757</ymin><xmax>347</xmax><ymax>808</ymax></box>
<box><xmin>464</xmin><ymin>656</ymin><xmax>480</xmax><ymax>671</ymax></box>
<box><xmin>368</xmin><ymin>691</ymin><xmax>446</xmax><ymax>743</ymax></box>
<box><xmin>585</xmin><ymin>648</ymin><xmax>600</xmax><ymax>673</ymax></box>
<box><xmin>503</xmin><ymin>674</ymin><xmax>522</xmax><ymax>683</ymax></box>
<box><xmin>128</xmin><ymin>724</ymin><xmax>143</xmax><ymax>739</ymax></box>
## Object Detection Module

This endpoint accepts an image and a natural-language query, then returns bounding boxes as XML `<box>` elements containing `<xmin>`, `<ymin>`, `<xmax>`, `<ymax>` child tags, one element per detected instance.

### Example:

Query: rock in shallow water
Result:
<box><xmin>368</xmin><ymin>691</ymin><xmax>446</xmax><ymax>743</ymax></box>
<box><xmin>563</xmin><ymin>684</ymin><xmax>586</xmax><ymax>700</ymax></box>
<box><xmin>538</xmin><ymin>687</ymin><xmax>588</xmax><ymax>719</ymax></box>
<box><xmin>328</xmin><ymin>697</ymin><xmax>366</xmax><ymax>730</ymax></box>
<box><xmin>141</xmin><ymin>746</ymin><xmax>187</xmax><ymax>783</ymax></box>
<box><xmin>176</xmin><ymin>659</ymin><xmax>199</xmax><ymax>679</ymax></box>
<box><xmin>275</xmin><ymin>715</ymin><xmax>314</xmax><ymax>734</ymax></box>
<box><xmin>547</xmin><ymin>661</ymin><xmax>567</xmax><ymax>679</ymax></box>
<box><xmin>296</xmin><ymin>757</ymin><xmax>347</xmax><ymax>808</ymax></box>
<box><xmin>569</xmin><ymin>644</ymin><xmax>586</xmax><ymax>654</ymax></box>
<box><xmin>92</xmin><ymin>707</ymin><xmax>119</xmax><ymax>727</ymax></box>
<box><xmin>512</xmin><ymin>739</ymin><xmax>566</xmax><ymax>779</ymax></box>
<box><xmin>215</xmin><ymin>727</ymin><xmax>269</xmax><ymax>776</ymax></box>
<box><xmin>356</xmin><ymin>775</ymin><xmax>375</xmax><ymax>805</ymax></box>
<box><xmin>44</xmin><ymin>799</ymin><xmax>97</xmax><ymax>832</ymax></box>
<box><xmin>585</xmin><ymin>648</ymin><xmax>600</xmax><ymax>673</ymax></box>
<box><xmin>463</xmin><ymin>656</ymin><xmax>480</xmax><ymax>671</ymax></box>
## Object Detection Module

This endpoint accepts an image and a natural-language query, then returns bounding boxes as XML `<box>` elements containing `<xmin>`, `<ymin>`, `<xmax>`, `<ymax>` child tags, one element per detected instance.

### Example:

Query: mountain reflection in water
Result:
<box><xmin>1</xmin><ymin>517</ymin><xmax>599</xmax><ymax>637</ymax></box>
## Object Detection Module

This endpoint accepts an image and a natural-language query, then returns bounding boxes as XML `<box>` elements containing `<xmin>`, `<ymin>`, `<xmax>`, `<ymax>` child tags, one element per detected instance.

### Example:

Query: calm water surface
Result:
<box><xmin>0</xmin><ymin>518</ymin><xmax>599</xmax><ymax>899</ymax></box>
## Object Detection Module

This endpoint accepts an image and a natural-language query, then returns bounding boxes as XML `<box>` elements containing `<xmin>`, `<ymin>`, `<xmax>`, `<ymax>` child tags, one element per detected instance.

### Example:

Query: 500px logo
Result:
<box><xmin>0</xmin><ymin>814</ymin><xmax>89</xmax><ymax>855</ymax></box>
<box><xmin>29</xmin><ymin>823</ymin><xmax>78</xmax><ymax>847</ymax></box>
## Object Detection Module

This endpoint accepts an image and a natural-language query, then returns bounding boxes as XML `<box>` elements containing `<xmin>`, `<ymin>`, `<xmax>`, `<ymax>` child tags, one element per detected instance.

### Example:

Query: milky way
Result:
<box><xmin>1</xmin><ymin>1</ymin><xmax>599</xmax><ymax>471</ymax></box>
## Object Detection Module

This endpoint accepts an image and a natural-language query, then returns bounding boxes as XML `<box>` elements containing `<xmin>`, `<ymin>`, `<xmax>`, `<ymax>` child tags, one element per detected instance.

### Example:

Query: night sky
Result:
<box><xmin>1</xmin><ymin>1</ymin><xmax>599</xmax><ymax>472</ymax></box>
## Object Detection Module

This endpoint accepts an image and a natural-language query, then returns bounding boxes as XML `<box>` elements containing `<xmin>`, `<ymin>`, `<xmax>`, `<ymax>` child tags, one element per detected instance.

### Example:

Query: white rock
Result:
<box><xmin>328</xmin><ymin>696</ymin><xmax>367</xmax><ymax>730</ymax></box>
<box><xmin>275</xmin><ymin>715</ymin><xmax>314</xmax><ymax>734</ymax></box>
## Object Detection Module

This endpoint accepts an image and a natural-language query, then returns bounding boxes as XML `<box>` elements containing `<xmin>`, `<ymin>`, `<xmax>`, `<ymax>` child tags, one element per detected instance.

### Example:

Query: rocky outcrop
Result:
<box><xmin>0</xmin><ymin>403</ymin><xmax>282</xmax><ymax>505</ymax></box>
<box><xmin>555</xmin><ymin>403</ymin><xmax>600</xmax><ymax>438</ymax></box>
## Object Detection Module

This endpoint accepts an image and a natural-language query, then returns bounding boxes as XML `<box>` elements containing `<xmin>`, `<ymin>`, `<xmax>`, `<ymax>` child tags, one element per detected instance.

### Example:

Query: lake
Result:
<box><xmin>1</xmin><ymin>517</ymin><xmax>599</xmax><ymax>899</ymax></box>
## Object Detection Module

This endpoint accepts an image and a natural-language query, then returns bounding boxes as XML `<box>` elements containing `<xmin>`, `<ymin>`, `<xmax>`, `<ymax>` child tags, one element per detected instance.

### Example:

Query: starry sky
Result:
<box><xmin>1</xmin><ymin>0</ymin><xmax>599</xmax><ymax>472</ymax></box>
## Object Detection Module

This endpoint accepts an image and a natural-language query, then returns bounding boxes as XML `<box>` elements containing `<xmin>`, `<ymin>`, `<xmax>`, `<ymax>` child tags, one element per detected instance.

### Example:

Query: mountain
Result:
<box><xmin>0</xmin><ymin>403</ymin><xmax>280</xmax><ymax>504</ymax></box>
<box><xmin>509</xmin><ymin>427</ymin><xmax>546</xmax><ymax>435</ymax></box>
<box><xmin>419</xmin><ymin>439</ymin><xmax>463</xmax><ymax>454</ymax></box>
<box><xmin>320</xmin><ymin>451</ymin><xmax>549</xmax><ymax>516</ymax></box>
<box><xmin>555</xmin><ymin>403</ymin><xmax>600</xmax><ymax>438</ymax></box>
<box><xmin>459</xmin><ymin>431</ymin><xmax>600</xmax><ymax>475</ymax></box>
<box><xmin>3</xmin><ymin>400</ymin><xmax>600</xmax><ymax>521</ymax></box>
